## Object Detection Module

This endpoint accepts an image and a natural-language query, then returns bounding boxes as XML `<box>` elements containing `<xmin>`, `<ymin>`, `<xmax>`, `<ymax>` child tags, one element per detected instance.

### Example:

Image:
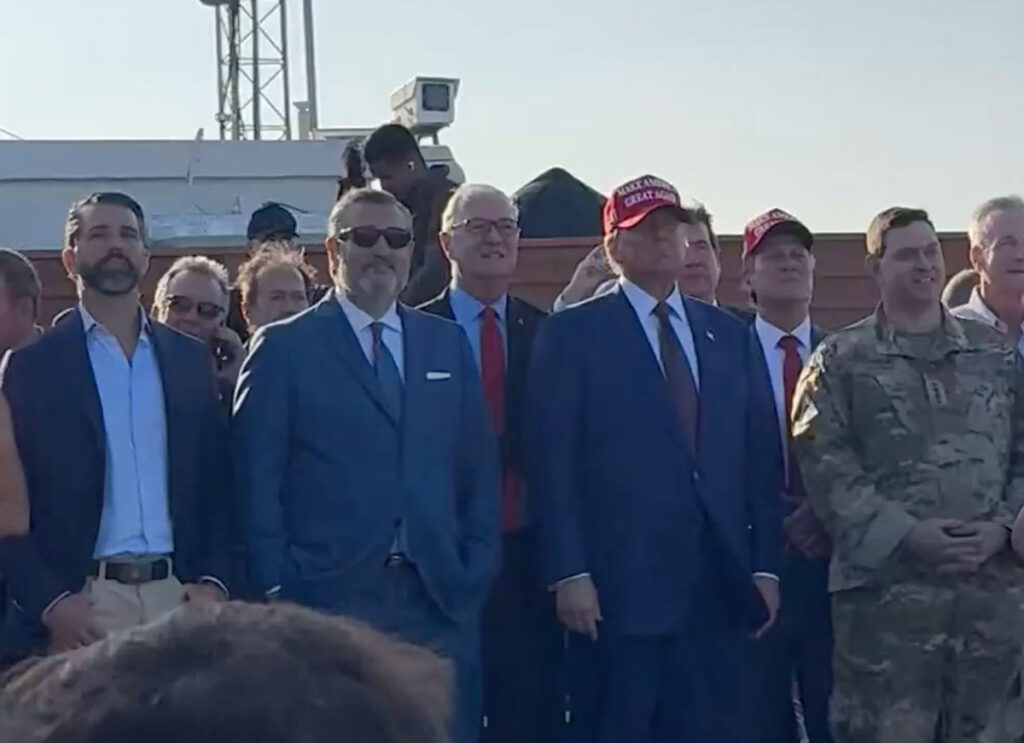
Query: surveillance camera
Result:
<box><xmin>390</xmin><ymin>77</ymin><xmax>460</xmax><ymax>138</ymax></box>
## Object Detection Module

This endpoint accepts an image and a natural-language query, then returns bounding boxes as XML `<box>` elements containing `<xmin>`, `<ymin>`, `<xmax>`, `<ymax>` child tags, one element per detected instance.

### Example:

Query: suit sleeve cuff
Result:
<box><xmin>548</xmin><ymin>572</ymin><xmax>590</xmax><ymax>591</ymax></box>
<box><xmin>40</xmin><ymin>591</ymin><xmax>72</xmax><ymax>620</ymax></box>
<box><xmin>199</xmin><ymin>576</ymin><xmax>229</xmax><ymax>598</ymax></box>
<box><xmin>753</xmin><ymin>572</ymin><xmax>780</xmax><ymax>582</ymax></box>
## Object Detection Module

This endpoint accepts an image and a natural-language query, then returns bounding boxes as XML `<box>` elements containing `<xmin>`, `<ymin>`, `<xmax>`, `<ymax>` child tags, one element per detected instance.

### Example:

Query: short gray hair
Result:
<box><xmin>969</xmin><ymin>195</ymin><xmax>1024</xmax><ymax>249</ymax></box>
<box><xmin>328</xmin><ymin>188</ymin><xmax>412</xmax><ymax>237</ymax></box>
<box><xmin>151</xmin><ymin>255</ymin><xmax>230</xmax><ymax>315</ymax></box>
<box><xmin>440</xmin><ymin>184</ymin><xmax>518</xmax><ymax>233</ymax></box>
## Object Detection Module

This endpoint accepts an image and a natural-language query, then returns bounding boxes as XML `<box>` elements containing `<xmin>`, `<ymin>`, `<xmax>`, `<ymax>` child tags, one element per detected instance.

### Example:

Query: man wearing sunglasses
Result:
<box><xmin>233</xmin><ymin>186</ymin><xmax>500</xmax><ymax>743</ymax></box>
<box><xmin>151</xmin><ymin>256</ymin><xmax>246</xmax><ymax>406</ymax></box>
<box><xmin>419</xmin><ymin>184</ymin><xmax>562</xmax><ymax>743</ymax></box>
<box><xmin>0</xmin><ymin>192</ymin><xmax>231</xmax><ymax>661</ymax></box>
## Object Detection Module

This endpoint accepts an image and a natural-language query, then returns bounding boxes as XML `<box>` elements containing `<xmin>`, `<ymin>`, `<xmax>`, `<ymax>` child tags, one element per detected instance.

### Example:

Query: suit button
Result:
<box><xmin>692</xmin><ymin>471</ymin><xmax>701</xmax><ymax>482</ymax></box>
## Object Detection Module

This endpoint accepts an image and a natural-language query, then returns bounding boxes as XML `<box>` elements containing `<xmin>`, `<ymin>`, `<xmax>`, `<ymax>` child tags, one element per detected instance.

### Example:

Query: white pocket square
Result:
<box><xmin>426</xmin><ymin>371</ymin><xmax>452</xmax><ymax>381</ymax></box>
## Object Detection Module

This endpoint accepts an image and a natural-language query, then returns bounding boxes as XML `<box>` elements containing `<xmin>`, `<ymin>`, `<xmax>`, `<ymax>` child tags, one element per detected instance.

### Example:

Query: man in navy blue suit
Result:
<box><xmin>528</xmin><ymin>175</ymin><xmax>783</xmax><ymax>743</ymax></box>
<box><xmin>233</xmin><ymin>187</ymin><xmax>501</xmax><ymax>743</ymax></box>
<box><xmin>0</xmin><ymin>192</ymin><xmax>230</xmax><ymax>662</ymax></box>
<box><xmin>741</xmin><ymin>209</ymin><xmax>832</xmax><ymax>743</ymax></box>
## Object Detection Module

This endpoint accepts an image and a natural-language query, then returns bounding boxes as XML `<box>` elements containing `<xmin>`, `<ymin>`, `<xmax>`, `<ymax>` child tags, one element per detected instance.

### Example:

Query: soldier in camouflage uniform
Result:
<box><xmin>791</xmin><ymin>206</ymin><xmax>1024</xmax><ymax>743</ymax></box>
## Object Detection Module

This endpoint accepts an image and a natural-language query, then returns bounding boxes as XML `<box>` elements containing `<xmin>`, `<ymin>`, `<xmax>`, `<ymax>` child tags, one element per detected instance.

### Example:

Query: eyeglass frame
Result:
<box><xmin>450</xmin><ymin>218</ymin><xmax>520</xmax><ymax>238</ymax></box>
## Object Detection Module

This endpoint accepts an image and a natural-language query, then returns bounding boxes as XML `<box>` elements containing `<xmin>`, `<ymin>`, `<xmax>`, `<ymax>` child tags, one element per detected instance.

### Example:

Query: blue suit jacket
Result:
<box><xmin>527</xmin><ymin>286</ymin><xmax>782</xmax><ymax>636</ymax></box>
<box><xmin>0</xmin><ymin>310</ymin><xmax>230</xmax><ymax>654</ymax></box>
<box><xmin>232</xmin><ymin>294</ymin><xmax>501</xmax><ymax>622</ymax></box>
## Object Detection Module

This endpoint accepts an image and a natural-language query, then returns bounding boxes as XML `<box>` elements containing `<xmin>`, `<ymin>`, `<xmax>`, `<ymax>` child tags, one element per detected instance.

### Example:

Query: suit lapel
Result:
<box><xmin>315</xmin><ymin>294</ymin><xmax>399</xmax><ymax>427</ymax></box>
<box><xmin>684</xmin><ymin>299</ymin><xmax>731</xmax><ymax>461</ymax></box>
<box><xmin>607</xmin><ymin>289</ymin><xmax>691</xmax><ymax>456</ymax></box>
<box><xmin>61</xmin><ymin>310</ymin><xmax>106</xmax><ymax>457</ymax></box>
<box><xmin>433</xmin><ymin>289</ymin><xmax>456</xmax><ymax>321</ymax></box>
<box><xmin>149</xmin><ymin>324</ymin><xmax>186</xmax><ymax>529</ymax></box>
<box><xmin>399</xmin><ymin>308</ymin><xmax>431</xmax><ymax>448</ymax></box>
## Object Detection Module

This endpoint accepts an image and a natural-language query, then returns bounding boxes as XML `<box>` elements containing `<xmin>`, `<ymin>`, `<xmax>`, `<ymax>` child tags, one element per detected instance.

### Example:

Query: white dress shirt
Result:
<box><xmin>619</xmin><ymin>278</ymin><xmax>700</xmax><ymax>387</ymax></box>
<box><xmin>950</xmin><ymin>287</ymin><xmax>1024</xmax><ymax>357</ymax></box>
<box><xmin>335</xmin><ymin>290</ymin><xmax>404</xmax><ymax>379</ymax></box>
<box><xmin>753</xmin><ymin>315</ymin><xmax>812</xmax><ymax>443</ymax></box>
<box><xmin>81</xmin><ymin>304</ymin><xmax>173</xmax><ymax>559</ymax></box>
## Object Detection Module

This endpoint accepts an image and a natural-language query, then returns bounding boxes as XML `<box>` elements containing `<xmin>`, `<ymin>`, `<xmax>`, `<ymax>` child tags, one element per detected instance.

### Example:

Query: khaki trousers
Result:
<box><xmin>85</xmin><ymin>574</ymin><xmax>186</xmax><ymax>636</ymax></box>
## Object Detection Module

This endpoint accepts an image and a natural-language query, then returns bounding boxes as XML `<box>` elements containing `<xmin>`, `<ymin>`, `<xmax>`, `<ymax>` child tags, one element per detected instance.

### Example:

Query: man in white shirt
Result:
<box><xmin>742</xmin><ymin>208</ymin><xmax>833</xmax><ymax>743</ymax></box>
<box><xmin>950</xmin><ymin>195</ymin><xmax>1024</xmax><ymax>356</ymax></box>
<box><xmin>233</xmin><ymin>187</ymin><xmax>500</xmax><ymax>743</ymax></box>
<box><xmin>0</xmin><ymin>192</ymin><xmax>230</xmax><ymax>660</ymax></box>
<box><xmin>528</xmin><ymin>175</ymin><xmax>782</xmax><ymax>742</ymax></box>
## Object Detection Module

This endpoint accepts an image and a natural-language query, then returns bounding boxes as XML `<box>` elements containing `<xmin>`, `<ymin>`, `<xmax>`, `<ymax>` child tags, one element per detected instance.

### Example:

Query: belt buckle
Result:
<box><xmin>124</xmin><ymin>563</ymin><xmax>149</xmax><ymax>585</ymax></box>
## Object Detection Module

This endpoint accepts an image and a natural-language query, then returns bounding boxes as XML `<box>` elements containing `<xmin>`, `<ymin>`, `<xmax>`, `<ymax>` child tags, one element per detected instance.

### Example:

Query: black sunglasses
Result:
<box><xmin>166</xmin><ymin>295</ymin><xmax>225</xmax><ymax>321</ymax></box>
<box><xmin>337</xmin><ymin>226</ymin><xmax>413</xmax><ymax>250</ymax></box>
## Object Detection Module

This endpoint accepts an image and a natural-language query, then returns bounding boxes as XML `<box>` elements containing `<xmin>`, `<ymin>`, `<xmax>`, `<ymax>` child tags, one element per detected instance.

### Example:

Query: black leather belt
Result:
<box><xmin>89</xmin><ymin>557</ymin><xmax>172</xmax><ymax>585</ymax></box>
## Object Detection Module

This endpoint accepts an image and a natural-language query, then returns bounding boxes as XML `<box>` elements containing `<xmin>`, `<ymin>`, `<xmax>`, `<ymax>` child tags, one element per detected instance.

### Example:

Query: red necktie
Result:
<box><xmin>480</xmin><ymin>308</ymin><xmax>523</xmax><ymax>532</ymax></box>
<box><xmin>778</xmin><ymin>335</ymin><xmax>805</xmax><ymax>496</ymax></box>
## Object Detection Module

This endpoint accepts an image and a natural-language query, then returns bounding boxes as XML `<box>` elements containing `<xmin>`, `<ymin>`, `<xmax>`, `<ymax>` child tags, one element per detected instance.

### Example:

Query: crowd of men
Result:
<box><xmin>0</xmin><ymin>120</ymin><xmax>1021</xmax><ymax>743</ymax></box>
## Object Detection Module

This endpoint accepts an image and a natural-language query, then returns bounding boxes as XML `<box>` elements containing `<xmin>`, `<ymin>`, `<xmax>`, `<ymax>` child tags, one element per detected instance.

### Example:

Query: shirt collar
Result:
<box><xmin>619</xmin><ymin>277</ymin><xmax>689</xmax><ymax>326</ymax></box>
<box><xmin>964</xmin><ymin>286</ymin><xmax>1020</xmax><ymax>334</ymax></box>
<box><xmin>754</xmin><ymin>314</ymin><xmax>812</xmax><ymax>350</ymax></box>
<box><xmin>449</xmin><ymin>284</ymin><xmax>508</xmax><ymax>325</ymax></box>
<box><xmin>334</xmin><ymin>290</ymin><xmax>401</xmax><ymax>335</ymax></box>
<box><xmin>79</xmin><ymin>302</ymin><xmax>152</xmax><ymax>342</ymax></box>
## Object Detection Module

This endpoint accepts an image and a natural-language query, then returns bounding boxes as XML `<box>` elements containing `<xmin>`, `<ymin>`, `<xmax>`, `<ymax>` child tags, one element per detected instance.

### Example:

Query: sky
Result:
<box><xmin>1</xmin><ymin>0</ymin><xmax>1021</xmax><ymax>233</ymax></box>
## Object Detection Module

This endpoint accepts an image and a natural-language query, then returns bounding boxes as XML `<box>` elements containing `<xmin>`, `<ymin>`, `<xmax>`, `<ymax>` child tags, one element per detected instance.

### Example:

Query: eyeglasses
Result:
<box><xmin>451</xmin><ymin>218</ymin><xmax>520</xmax><ymax>238</ymax></box>
<box><xmin>337</xmin><ymin>226</ymin><xmax>413</xmax><ymax>250</ymax></box>
<box><xmin>165</xmin><ymin>295</ymin><xmax>226</xmax><ymax>321</ymax></box>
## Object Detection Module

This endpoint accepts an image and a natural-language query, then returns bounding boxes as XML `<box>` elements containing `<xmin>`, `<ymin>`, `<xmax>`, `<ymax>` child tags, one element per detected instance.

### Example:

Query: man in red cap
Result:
<box><xmin>528</xmin><ymin>175</ymin><xmax>782</xmax><ymax>742</ymax></box>
<box><xmin>741</xmin><ymin>209</ymin><xmax>833</xmax><ymax>743</ymax></box>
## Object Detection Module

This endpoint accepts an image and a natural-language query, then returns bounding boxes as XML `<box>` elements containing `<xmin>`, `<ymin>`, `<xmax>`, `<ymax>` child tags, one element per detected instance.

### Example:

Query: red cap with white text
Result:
<box><xmin>743</xmin><ymin>208</ymin><xmax>813</xmax><ymax>259</ymax></box>
<box><xmin>603</xmin><ymin>174</ymin><xmax>687</xmax><ymax>235</ymax></box>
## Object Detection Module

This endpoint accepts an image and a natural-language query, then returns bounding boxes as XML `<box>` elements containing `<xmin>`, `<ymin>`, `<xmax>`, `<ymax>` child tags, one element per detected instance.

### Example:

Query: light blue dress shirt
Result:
<box><xmin>80</xmin><ymin>304</ymin><xmax>173</xmax><ymax>559</ymax></box>
<box><xmin>447</xmin><ymin>285</ymin><xmax>508</xmax><ymax>372</ymax></box>
<box><xmin>335</xmin><ymin>291</ymin><xmax>404</xmax><ymax>379</ymax></box>
<box><xmin>619</xmin><ymin>278</ymin><xmax>700</xmax><ymax>387</ymax></box>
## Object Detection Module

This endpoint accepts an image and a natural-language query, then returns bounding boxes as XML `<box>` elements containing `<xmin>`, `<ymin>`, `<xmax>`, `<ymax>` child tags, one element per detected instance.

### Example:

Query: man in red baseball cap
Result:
<box><xmin>529</xmin><ymin>175</ymin><xmax>782</xmax><ymax>742</ymax></box>
<box><xmin>742</xmin><ymin>208</ymin><xmax>832</xmax><ymax>743</ymax></box>
<box><xmin>553</xmin><ymin>183</ymin><xmax>723</xmax><ymax>311</ymax></box>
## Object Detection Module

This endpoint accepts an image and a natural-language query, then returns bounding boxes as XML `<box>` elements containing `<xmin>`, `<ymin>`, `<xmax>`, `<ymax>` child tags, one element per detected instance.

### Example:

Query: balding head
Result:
<box><xmin>439</xmin><ymin>185</ymin><xmax>520</xmax><ymax>293</ymax></box>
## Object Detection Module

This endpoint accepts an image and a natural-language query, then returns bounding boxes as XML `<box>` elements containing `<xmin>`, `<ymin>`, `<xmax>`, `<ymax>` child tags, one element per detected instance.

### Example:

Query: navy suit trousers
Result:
<box><xmin>565</xmin><ymin>591</ymin><xmax>758</xmax><ymax>743</ymax></box>
<box><xmin>283</xmin><ymin>562</ymin><xmax>482</xmax><ymax>743</ymax></box>
<box><xmin>754</xmin><ymin>555</ymin><xmax>833</xmax><ymax>743</ymax></box>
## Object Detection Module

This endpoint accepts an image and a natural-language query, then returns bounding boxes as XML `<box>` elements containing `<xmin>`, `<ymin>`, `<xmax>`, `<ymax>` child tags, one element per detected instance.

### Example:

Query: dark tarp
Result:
<box><xmin>513</xmin><ymin>167</ymin><xmax>604</xmax><ymax>239</ymax></box>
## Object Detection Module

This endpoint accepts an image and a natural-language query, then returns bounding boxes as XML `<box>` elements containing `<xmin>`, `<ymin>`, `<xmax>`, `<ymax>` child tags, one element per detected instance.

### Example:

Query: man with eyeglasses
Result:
<box><xmin>151</xmin><ymin>256</ymin><xmax>246</xmax><ymax>405</ymax></box>
<box><xmin>418</xmin><ymin>184</ymin><xmax>562</xmax><ymax>743</ymax></box>
<box><xmin>233</xmin><ymin>187</ymin><xmax>500</xmax><ymax>743</ymax></box>
<box><xmin>0</xmin><ymin>192</ymin><xmax>231</xmax><ymax>661</ymax></box>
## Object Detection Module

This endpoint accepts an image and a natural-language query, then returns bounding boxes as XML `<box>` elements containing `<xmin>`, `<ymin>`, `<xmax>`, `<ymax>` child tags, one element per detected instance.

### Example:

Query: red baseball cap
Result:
<box><xmin>603</xmin><ymin>175</ymin><xmax>687</xmax><ymax>235</ymax></box>
<box><xmin>743</xmin><ymin>208</ymin><xmax>813</xmax><ymax>259</ymax></box>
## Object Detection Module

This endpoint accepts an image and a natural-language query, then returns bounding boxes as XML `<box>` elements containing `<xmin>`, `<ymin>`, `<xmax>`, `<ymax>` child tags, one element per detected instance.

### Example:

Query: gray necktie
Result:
<box><xmin>370</xmin><ymin>322</ymin><xmax>403</xmax><ymax>419</ymax></box>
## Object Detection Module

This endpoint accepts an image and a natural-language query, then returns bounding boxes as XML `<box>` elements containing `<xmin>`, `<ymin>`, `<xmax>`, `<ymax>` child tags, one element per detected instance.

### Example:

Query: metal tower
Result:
<box><xmin>202</xmin><ymin>0</ymin><xmax>292</xmax><ymax>140</ymax></box>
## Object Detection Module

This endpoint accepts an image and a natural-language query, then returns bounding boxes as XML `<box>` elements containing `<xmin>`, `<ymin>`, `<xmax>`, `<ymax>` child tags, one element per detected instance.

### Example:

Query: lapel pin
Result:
<box><xmin>706</xmin><ymin>330</ymin><xmax>715</xmax><ymax>341</ymax></box>
<box><xmin>517</xmin><ymin>317</ymin><xmax>524</xmax><ymax>326</ymax></box>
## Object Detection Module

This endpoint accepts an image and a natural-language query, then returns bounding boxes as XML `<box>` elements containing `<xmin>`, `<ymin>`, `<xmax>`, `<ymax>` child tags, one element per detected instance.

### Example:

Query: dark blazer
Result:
<box><xmin>232</xmin><ymin>294</ymin><xmax>501</xmax><ymax>622</ymax></box>
<box><xmin>0</xmin><ymin>309</ymin><xmax>230</xmax><ymax>642</ymax></box>
<box><xmin>527</xmin><ymin>286</ymin><xmax>782</xmax><ymax>636</ymax></box>
<box><xmin>417</xmin><ymin>289</ymin><xmax>547</xmax><ymax>481</ymax></box>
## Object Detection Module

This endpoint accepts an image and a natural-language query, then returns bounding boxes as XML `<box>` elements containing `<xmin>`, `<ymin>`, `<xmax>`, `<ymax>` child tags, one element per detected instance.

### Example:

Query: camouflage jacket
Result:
<box><xmin>791</xmin><ymin>307</ymin><xmax>1024</xmax><ymax>591</ymax></box>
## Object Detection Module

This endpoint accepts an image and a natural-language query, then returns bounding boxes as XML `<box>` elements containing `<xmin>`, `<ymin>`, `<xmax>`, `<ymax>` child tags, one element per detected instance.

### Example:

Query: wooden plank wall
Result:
<box><xmin>25</xmin><ymin>232</ymin><xmax>971</xmax><ymax>330</ymax></box>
